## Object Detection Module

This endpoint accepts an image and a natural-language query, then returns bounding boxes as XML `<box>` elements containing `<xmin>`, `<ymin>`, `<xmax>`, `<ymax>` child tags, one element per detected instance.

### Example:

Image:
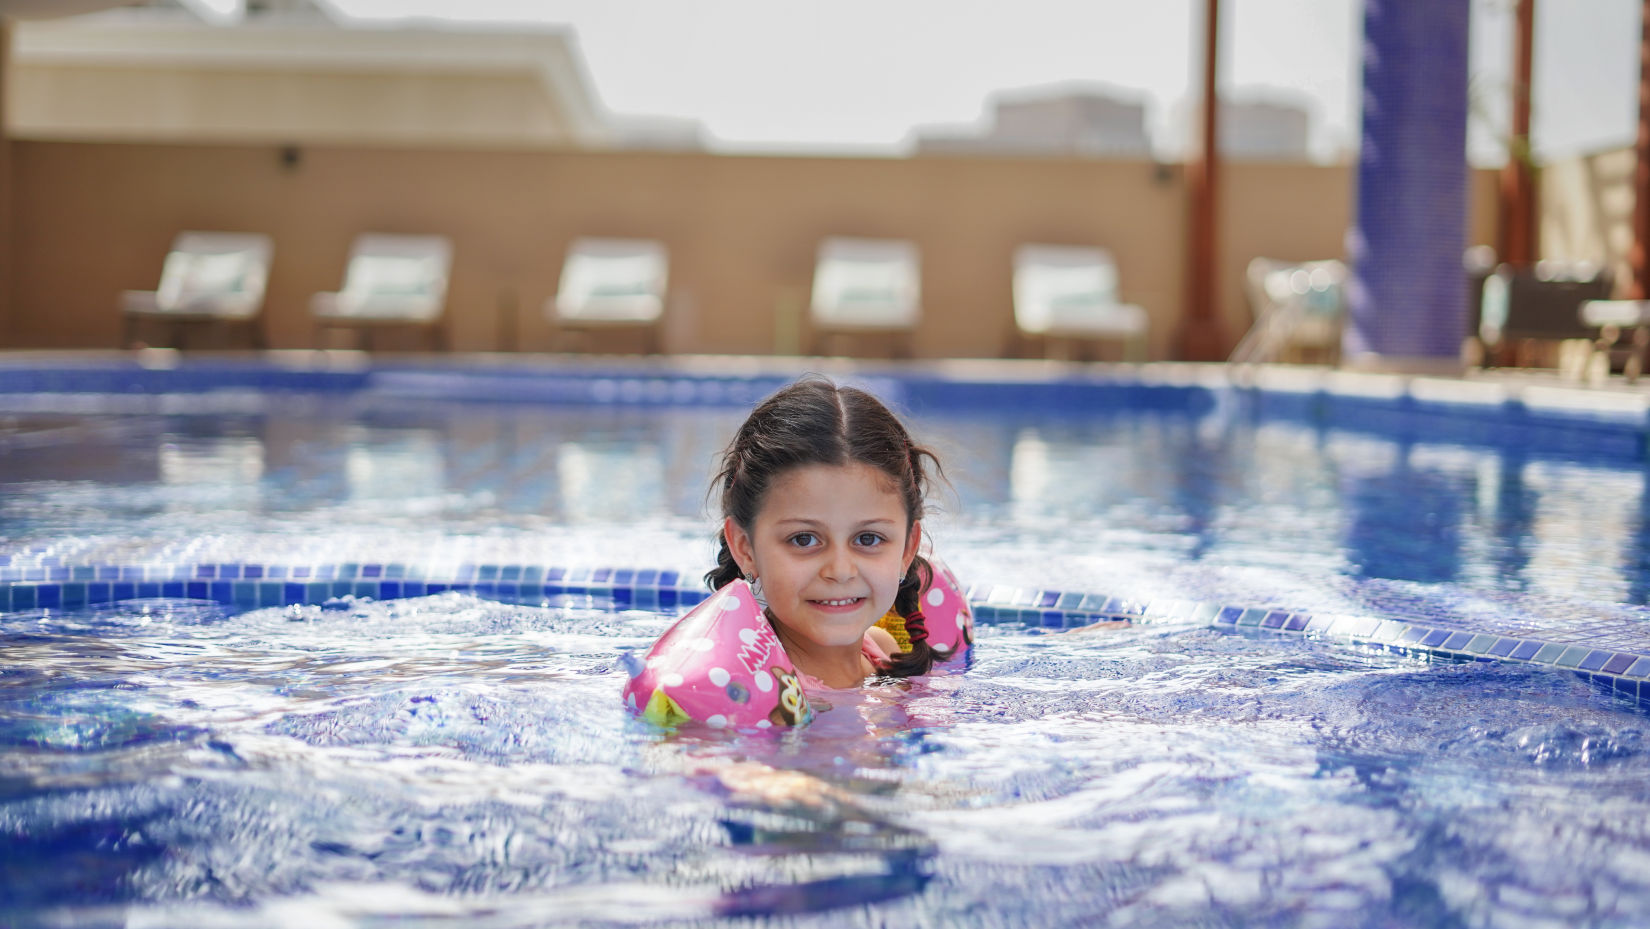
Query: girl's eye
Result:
<box><xmin>855</xmin><ymin>532</ymin><xmax>884</xmax><ymax>547</ymax></box>
<box><xmin>788</xmin><ymin>532</ymin><xmax>818</xmax><ymax>548</ymax></box>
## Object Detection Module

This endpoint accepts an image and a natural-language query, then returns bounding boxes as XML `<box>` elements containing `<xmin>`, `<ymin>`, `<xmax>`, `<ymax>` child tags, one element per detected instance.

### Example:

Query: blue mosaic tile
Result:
<box><xmin>1579</xmin><ymin>650</ymin><xmax>1611</xmax><ymax>672</ymax></box>
<box><xmin>1304</xmin><ymin>615</ymin><xmax>1340</xmax><ymax>636</ymax></box>
<box><xmin>1463</xmin><ymin>634</ymin><xmax>1497</xmax><ymax>655</ymax></box>
<box><xmin>7</xmin><ymin>552</ymin><xmax>1650</xmax><ymax>700</ymax></box>
<box><xmin>1440</xmin><ymin>631</ymin><xmax>1473</xmax><ymax>651</ymax></box>
<box><xmin>1603</xmin><ymin>653</ymin><xmax>1637</xmax><ymax>675</ymax></box>
<box><xmin>1554</xmin><ymin>647</ymin><xmax>1591</xmax><ymax>669</ymax></box>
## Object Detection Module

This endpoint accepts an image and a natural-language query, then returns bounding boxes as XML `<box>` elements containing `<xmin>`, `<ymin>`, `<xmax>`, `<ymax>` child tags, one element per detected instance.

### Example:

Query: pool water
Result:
<box><xmin>6</xmin><ymin>595</ymin><xmax>1650</xmax><ymax>928</ymax></box>
<box><xmin>6</xmin><ymin>386</ymin><xmax>1650</xmax><ymax>926</ymax></box>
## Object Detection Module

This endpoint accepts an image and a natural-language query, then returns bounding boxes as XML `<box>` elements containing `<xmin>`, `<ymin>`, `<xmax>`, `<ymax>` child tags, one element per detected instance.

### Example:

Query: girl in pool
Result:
<box><xmin>704</xmin><ymin>376</ymin><xmax>946</xmax><ymax>690</ymax></box>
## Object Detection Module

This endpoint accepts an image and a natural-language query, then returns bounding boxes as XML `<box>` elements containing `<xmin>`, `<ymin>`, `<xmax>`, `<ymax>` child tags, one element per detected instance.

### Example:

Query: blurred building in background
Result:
<box><xmin>1219</xmin><ymin>99</ymin><xmax>1310</xmax><ymax>161</ymax></box>
<box><xmin>8</xmin><ymin>0</ymin><xmax>705</xmax><ymax>151</ymax></box>
<box><xmin>913</xmin><ymin>85</ymin><xmax>1312</xmax><ymax>163</ymax></box>
<box><xmin>912</xmin><ymin>86</ymin><xmax>1153</xmax><ymax>158</ymax></box>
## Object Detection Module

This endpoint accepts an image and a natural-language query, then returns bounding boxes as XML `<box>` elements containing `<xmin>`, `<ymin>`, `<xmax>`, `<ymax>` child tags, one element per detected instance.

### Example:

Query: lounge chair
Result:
<box><xmin>121</xmin><ymin>231</ymin><xmax>273</xmax><ymax>350</ymax></box>
<box><xmin>1229</xmin><ymin>257</ymin><xmax>1346</xmax><ymax>364</ymax></box>
<box><xmin>1578</xmin><ymin>298</ymin><xmax>1650</xmax><ymax>382</ymax></box>
<box><xmin>808</xmin><ymin>237</ymin><xmax>920</xmax><ymax>357</ymax></box>
<box><xmin>548</xmin><ymin>237</ymin><xmax>669</xmax><ymax>354</ymax></box>
<box><xmin>1011</xmin><ymin>244</ymin><xmax>1148</xmax><ymax>361</ymax></box>
<box><xmin>1476</xmin><ymin>260</ymin><xmax>1613</xmax><ymax>368</ymax></box>
<box><xmin>311</xmin><ymin>234</ymin><xmax>452</xmax><ymax>351</ymax></box>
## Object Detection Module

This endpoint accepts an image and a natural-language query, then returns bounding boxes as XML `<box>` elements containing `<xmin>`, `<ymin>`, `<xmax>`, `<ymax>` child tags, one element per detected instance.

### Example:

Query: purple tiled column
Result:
<box><xmin>1344</xmin><ymin>0</ymin><xmax>1472</xmax><ymax>364</ymax></box>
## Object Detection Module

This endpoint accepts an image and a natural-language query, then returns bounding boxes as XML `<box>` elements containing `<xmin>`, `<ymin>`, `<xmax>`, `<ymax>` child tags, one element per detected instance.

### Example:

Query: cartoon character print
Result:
<box><xmin>767</xmin><ymin>666</ymin><xmax>811</xmax><ymax>726</ymax></box>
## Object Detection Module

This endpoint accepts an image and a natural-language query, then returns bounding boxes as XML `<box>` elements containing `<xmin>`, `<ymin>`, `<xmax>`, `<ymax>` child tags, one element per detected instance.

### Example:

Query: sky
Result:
<box><xmin>326</xmin><ymin>0</ymin><xmax>1642</xmax><ymax>166</ymax></box>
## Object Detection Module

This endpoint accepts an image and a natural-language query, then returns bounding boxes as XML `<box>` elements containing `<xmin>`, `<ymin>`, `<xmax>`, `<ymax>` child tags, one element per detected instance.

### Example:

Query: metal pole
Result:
<box><xmin>1633</xmin><ymin>0</ymin><xmax>1650</xmax><ymax>299</ymax></box>
<box><xmin>1499</xmin><ymin>0</ymin><xmax>1536</xmax><ymax>267</ymax></box>
<box><xmin>0</xmin><ymin>18</ymin><xmax>12</xmax><ymax>346</ymax></box>
<box><xmin>1177</xmin><ymin>0</ymin><xmax>1228</xmax><ymax>361</ymax></box>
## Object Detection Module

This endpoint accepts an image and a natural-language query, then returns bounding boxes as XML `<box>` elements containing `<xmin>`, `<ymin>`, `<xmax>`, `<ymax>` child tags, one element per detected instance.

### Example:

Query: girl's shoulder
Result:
<box><xmin>864</xmin><ymin>626</ymin><xmax>898</xmax><ymax>662</ymax></box>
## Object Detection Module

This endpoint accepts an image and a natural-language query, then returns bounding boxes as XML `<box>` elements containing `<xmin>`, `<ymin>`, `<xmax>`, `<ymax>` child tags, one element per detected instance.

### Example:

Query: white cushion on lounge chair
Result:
<box><xmin>552</xmin><ymin>238</ymin><xmax>669</xmax><ymax>324</ymax></box>
<box><xmin>1013</xmin><ymin>244</ymin><xmax>1146</xmax><ymax>339</ymax></box>
<box><xmin>123</xmin><ymin>231</ymin><xmax>273</xmax><ymax>321</ymax></box>
<box><xmin>1229</xmin><ymin>257</ymin><xmax>1346</xmax><ymax>363</ymax></box>
<box><xmin>311</xmin><ymin>234</ymin><xmax>452</xmax><ymax>323</ymax></box>
<box><xmin>810</xmin><ymin>237</ymin><xmax>921</xmax><ymax>331</ymax></box>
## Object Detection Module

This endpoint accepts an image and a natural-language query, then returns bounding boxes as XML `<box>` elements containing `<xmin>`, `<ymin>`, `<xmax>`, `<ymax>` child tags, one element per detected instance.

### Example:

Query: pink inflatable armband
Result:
<box><xmin>873</xmin><ymin>556</ymin><xmax>975</xmax><ymax>663</ymax></box>
<box><xmin>622</xmin><ymin>579</ymin><xmax>812</xmax><ymax>730</ymax></box>
<box><xmin>922</xmin><ymin>558</ymin><xmax>975</xmax><ymax>662</ymax></box>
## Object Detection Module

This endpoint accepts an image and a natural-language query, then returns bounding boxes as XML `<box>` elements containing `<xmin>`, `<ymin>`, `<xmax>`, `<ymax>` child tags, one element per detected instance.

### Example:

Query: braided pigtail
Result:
<box><xmin>879</xmin><ymin>554</ymin><xmax>938</xmax><ymax>678</ymax></box>
<box><xmin>704</xmin><ymin>528</ymin><xmax>744</xmax><ymax>591</ymax></box>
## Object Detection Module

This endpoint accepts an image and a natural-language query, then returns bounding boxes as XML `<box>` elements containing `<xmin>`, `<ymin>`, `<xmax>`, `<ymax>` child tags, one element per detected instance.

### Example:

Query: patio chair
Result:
<box><xmin>1579</xmin><ymin>298</ymin><xmax>1650</xmax><ymax>382</ymax></box>
<box><xmin>1476</xmin><ymin>260</ymin><xmax>1613</xmax><ymax>368</ymax></box>
<box><xmin>548</xmin><ymin>237</ymin><xmax>670</xmax><ymax>354</ymax></box>
<box><xmin>1010</xmin><ymin>244</ymin><xmax>1148</xmax><ymax>361</ymax></box>
<box><xmin>808</xmin><ymin>237</ymin><xmax>920</xmax><ymax>357</ymax></box>
<box><xmin>311</xmin><ymin>234</ymin><xmax>452</xmax><ymax>351</ymax></box>
<box><xmin>1229</xmin><ymin>257</ymin><xmax>1346</xmax><ymax>364</ymax></box>
<box><xmin>121</xmin><ymin>231</ymin><xmax>273</xmax><ymax>350</ymax></box>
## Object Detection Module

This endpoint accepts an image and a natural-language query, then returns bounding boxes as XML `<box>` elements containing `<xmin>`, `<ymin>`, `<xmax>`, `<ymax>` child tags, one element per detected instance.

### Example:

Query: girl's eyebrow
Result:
<box><xmin>773</xmin><ymin>517</ymin><xmax>898</xmax><ymax>528</ymax></box>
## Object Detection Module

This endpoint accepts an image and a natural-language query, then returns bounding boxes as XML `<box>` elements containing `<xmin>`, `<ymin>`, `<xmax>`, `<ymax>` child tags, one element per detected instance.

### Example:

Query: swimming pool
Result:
<box><xmin>5</xmin><ymin>355</ymin><xmax>1650</xmax><ymax>927</ymax></box>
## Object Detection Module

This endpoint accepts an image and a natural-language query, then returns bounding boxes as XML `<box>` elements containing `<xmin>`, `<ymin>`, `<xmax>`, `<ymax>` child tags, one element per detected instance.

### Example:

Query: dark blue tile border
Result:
<box><xmin>8</xmin><ymin>558</ymin><xmax>1650</xmax><ymax>710</ymax></box>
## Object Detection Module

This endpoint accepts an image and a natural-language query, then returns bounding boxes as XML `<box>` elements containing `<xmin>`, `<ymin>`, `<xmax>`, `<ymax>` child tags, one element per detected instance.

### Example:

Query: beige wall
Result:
<box><xmin>1541</xmin><ymin>145</ymin><xmax>1635</xmax><ymax>293</ymax></box>
<box><xmin>10</xmin><ymin>65</ymin><xmax>581</xmax><ymax>148</ymax></box>
<box><xmin>7</xmin><ymin>139</ymin><xmax>1502</xmax><ymax>359</ymax></box>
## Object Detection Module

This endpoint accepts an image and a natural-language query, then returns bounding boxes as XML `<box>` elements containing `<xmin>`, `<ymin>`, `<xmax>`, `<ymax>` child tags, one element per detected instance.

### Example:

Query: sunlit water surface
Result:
<box><xmin>5</xmin><ymin>396</ymin><xmax>1650</xmax><ymax>927</ymax></box>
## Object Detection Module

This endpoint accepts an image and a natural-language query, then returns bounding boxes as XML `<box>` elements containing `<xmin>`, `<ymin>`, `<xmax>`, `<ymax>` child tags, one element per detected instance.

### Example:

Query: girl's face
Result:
<box><xmin>727</xmin><ymin>462</ymin><xmax>921</xmax><ymax>656</ymax></box>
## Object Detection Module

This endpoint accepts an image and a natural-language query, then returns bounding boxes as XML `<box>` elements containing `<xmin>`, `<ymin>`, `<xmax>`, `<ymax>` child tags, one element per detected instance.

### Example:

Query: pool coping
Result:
<box><xmin>4</xmin><ymin>351</ymin><xmax>1649</xmax><ymax>459</ymax></box>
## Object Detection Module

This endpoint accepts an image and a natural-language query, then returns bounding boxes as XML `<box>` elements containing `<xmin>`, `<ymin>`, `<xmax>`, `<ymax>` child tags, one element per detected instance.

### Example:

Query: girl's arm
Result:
<box><xmin>866</xmin><ymin>625</ymin><xmax>899</xmax><ymax>654</ymax></box>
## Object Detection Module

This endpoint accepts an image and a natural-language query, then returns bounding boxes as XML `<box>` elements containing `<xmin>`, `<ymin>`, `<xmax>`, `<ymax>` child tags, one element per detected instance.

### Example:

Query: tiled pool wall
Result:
<box><xmin>7</xmin><ymin>356</ymin><xmax>1650</xmax><ymax>708</ymax></box>
<box><xmin>5</xmin><ymin>555</ymin><xmax>1650</xmax><ymax>710</ymax></box>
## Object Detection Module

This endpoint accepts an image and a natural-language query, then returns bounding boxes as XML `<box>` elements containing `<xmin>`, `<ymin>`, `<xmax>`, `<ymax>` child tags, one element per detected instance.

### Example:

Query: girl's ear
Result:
<box><xmin>725</xmin><ymin>517</ymin><xmax>757</xmax><ymax>576</ymax></box>
<box><xmin>902</xmin><ymin>520</ymin><xmax>923</xmax><ymax>572</ymax></box>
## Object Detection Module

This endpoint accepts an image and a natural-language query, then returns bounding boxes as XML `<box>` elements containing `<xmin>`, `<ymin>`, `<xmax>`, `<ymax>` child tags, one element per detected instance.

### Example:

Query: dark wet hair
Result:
<box><xmin>706</xmin><ymin>376</ymin><xmax>944</xmax><ymax>677</ymax></box>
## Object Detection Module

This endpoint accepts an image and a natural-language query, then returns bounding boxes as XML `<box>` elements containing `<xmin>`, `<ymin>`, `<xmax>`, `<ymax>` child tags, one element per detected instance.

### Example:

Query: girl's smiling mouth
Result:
<box><xmin>810</xmin><ymin>597</ymin><xmax>865</xmax><ymax>609</ymax></box>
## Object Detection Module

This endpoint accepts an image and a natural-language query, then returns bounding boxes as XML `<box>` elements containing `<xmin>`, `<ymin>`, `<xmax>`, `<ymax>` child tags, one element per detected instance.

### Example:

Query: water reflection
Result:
<box><xmin>3</xmin><ymin>399</ymin><xmax>1649</xmax><ymax>605</ymax></box>
<box><xmin>928</xmin><ymin>408</ymin><xmax>1647</xmax><ymax>602</ymax></box>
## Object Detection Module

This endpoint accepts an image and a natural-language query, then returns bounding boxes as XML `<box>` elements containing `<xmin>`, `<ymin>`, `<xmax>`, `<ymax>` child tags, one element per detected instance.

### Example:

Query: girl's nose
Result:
<box><xmin>821</xmin><ymin>546</ymin><xmax>857</xmax><ymax>581</ymax></box>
